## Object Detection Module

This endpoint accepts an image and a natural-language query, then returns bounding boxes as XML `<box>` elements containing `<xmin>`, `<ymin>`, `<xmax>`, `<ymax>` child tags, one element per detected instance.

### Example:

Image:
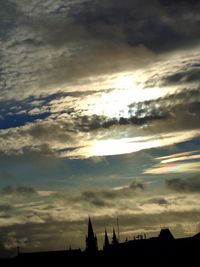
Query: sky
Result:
<box><xmin>0</xmin><ymin>0</ymin><xmax>200</xmax><ymax>257</ymax></box>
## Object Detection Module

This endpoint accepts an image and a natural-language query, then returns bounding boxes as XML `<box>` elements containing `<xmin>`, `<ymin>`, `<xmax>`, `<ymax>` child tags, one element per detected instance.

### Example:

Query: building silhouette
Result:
<box><xmin>158</xmin><ymin>228</ymin><xmax>174</xmax><ymax>240</ymax></box>
<box><xmin>85</xmin><ymin>217</ymin><xmax>98</xmax><ymax>253</ymax></box>
<box><xmin>103</xmin><ymin>229</ymin><xmax>109</xmax><ymax>251</ymax></box>
<box><xmin>2</xmin><ymin>218</ymin><xmax>200</xmax><ymax>266</ymax></box>
<box><xmin>112</xmin><ymin>227</ymin><xmax>118</xmax><ymax>246</ymax></box>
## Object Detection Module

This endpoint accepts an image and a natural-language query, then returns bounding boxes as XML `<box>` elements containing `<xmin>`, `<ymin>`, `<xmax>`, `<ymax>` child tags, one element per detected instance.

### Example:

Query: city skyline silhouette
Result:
<box><xmin>1</xmin><ymin>217</ymin><xmax>199</xmax><ymax>265</ymax></box>
<box><xmin>0</xmin><ymin>0</ymin><xmax>200</xmax><ymax>263</ymax></box>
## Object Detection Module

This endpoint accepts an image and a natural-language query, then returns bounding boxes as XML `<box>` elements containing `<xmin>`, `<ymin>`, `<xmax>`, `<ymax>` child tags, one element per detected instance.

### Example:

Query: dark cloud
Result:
<box><xmin>162</xmin><ymin>69</ymin><xmax>200</xmax><ymax>86</ymax></box>
<box><xmin>27</xmin><ymin>123</ymin><xmax>73</xmax><ymax>143</ymax></box>
<box><xmin>75</xmin><ymin>113</ymin><xmax>167</xmax><ymax>132</ymax></box>
<box><xmin>140</xmin><ymin>197</ymin><xmax>169</xmax><ymax>206</ymax></box>
<box><xmin>80</xmin><ymin>191</ymin><xmax>106</xmax><ymax>207</ymax></box>
<box><xmin>166</xmin><ymin>176</ymin><xmax>200</xmax><ymax>193</ymax></box>
<box><xmin>128</xmin><ymin>88</ymin><xmax>200</xmax><ymax>133</ymax></box>
<box><xmin>1</xmin><ymin>186</ymin><xmax>38</xmax><ymax>196</ymax></box>
<box><xmin>1</xmin><ymin>0</ymin><xmax>200</xmax><ymax>101</ymax></box>
<box><xmin>79</xmin><ymin>180</ymin><xmax>145</xmax><ymax>207</ymax></box>
<box><xmin>28</xmin><ymin>0</ymin><xmax>200</xmax><ymax>88</ymax></box>
<box><xmin>38</xmin><ymin>43</ymin><xmax>153</xmax><ymax>88</ymax></box>
<box><xmin>30</xmin><ymin>0</ymin><xmax>199</xmax><ymax>53</ymax></box>
<box><xmin>69</xmin><ymin>0</ymin><xmax>200</xmax><ymax>51</ymax></box>
<box><xmin>0</xmin><ymin>0</ymin><xmax>20</xmax><ymax>21</ymax></box>
<box><xmin>129</xmin><ymin>180</ymin><xmax>145</xmax><ymax>191</ymax></box>
<box><xmin>0</xmin><ymin>204</ymin><xmax>13</xmax><ymax>212</ymax></box>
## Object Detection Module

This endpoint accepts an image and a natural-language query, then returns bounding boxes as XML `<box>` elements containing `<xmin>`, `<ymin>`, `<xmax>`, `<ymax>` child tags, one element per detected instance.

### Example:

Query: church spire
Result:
<box><xmin>112</xmin><ymin>227</ymin><xmax>118</xmax><ymax>246</ymax></box>
<box><xmin>103</xmin><ymin>229</ymin><xmax>110</xmax><ymax>251</ymax></box>
<box><xmin>85</xmin><ymin>217</ymin><xmax>98</xmax><ymax>253</ymax></box>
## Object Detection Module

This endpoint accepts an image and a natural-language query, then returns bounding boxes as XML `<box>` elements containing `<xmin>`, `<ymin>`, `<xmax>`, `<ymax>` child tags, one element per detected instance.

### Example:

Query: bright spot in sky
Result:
<box><xmin>91</xmin><ymin>137</ymin><xmax>163</xmax><ymax>157</ymax></box>
<box><xmin>83</xmin><ymin>72</ymin><xmax>166</xmax><ymax>118</ymax></box>
<box><xmin>56</xmin><ymin>71</ymin><xmax>176</xmax><ymax>120</ymax></box>
<box><xmin>114</xmin><ymin>75</ymin><xmax>135</xmax><ymax>89</ymax></box>
<box><xmin>59</xmin><ymin>129</ymin><xmax>199</xmax><ymax>158</ymax></box>
<box><xmin>88</xmin><ymin>86</ymin><xmax>165</xmax><ymax>118</ymax></box>
<box><xmin>71</xmin><ymin>129</ymin><xmax>200</xmax><ymax>158</ymax></box>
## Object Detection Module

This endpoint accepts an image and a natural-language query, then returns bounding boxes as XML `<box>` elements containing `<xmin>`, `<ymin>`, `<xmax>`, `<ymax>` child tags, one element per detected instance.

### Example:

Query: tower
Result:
<box><xmin>103</xmin><ymin>229</ymin><xmax>110</xmax><ymax>251</ymax></box>
<box><xmin>85</xmin><ymin>217</ymin><xmax>98</xmax><ymax>253</ymax></box>
<box><xmin>112</xmin><ymin>227</ymin><xmax>118</xmax><ymax>246</ymax></box>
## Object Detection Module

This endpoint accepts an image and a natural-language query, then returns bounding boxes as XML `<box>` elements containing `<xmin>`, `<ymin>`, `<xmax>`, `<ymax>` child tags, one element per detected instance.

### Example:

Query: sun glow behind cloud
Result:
<box><xmin>63</xmin><ymin>129</ymin><xmax>200</xmax><ymax>158</ymax></box>
<box><xmin>82</xmin><ymin>72</ymin><xmax>167</xmax><ymax>118</ymax></box>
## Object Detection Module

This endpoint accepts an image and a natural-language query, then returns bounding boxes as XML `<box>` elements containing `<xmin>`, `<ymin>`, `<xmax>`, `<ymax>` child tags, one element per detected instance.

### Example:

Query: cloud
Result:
<box><xmin>1</xmin><ymin>41</ymin><xmax>200</xmax><ymax>159</ymax></box>
<box><xmin>129</xmin><ymin>180</ymin><xmax>145</xmax><ymax>191</ymax></box>
<box><xmin>162</xmin><ymin>69</ymin><xmax>200</xmax><ymax>86</ymax></box>
<box><xmin>1</xmin><ymin>0</ymin><xmax>200</xmax><ymax>101</ymax></box>
<box><xmin>157</xmin><ymin>151</ymin><xmax>200</xmax><ymax>164</ymax></box>
<box><xmin>79</xmin><ymin>180</ymin><xmax>145</xmax><ymax>207</ymax></box>
<box><xmin>0</xmin><ymin>210</ymin><xmax>198</xmax><ymax>257</ymax></box>
<box><xmin>0</xmin><ymin>204</ymin><xmax>13</xmax><ymax>212</ymax></box>
<box><xmin>144</xmin><ymin>148</ymin><xmax>200</xmax><ymax>175</ymax></box>
<box><xmin>140</xmin><ymin>197</ymin><xmax>169</xmax><ymax>206</ymax></box>
<box><xmin>0</xmin><ymin>113</ymin><xmax>199</xmax><ymax>159</ymax></box>
<box><xmin>71</xmin><ymin>0</ymin><xmax>200</xmax><ymax>52</ymax></box>
<box><xmin>0</xmin><ymin>0</ymin><xmax>156</xmax><ymax>101</ymax></box>
<box><xmin>26</xmin><ymin>122</ymin><xmax>73</xmax><ymax>143</ymax></box>
<box><xmin>0</xmin><ymin>0</ymin><xmax>200</xmax><ymax>257</ymax></box>
<box><xmin>166</xmin><ymin>176</ymin><xmax>200</xmax><ymax>193</ymax></box>
<box><xmin>0</xmin><ymin>0</ymin><xmax>20</xmax><ymax>20</ymax></box>
<box><xmin>1</xmin><ymin>186</ymin><xmax>38</xmax><ymax>196</ymax></box>
<box><xmin>0</xmin><ymin>180</ymin><xmax>199</xmax><ymax>256</ymax></box>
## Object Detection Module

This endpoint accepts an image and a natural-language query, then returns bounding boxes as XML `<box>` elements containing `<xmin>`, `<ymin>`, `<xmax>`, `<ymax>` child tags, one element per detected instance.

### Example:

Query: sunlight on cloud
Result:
<box><xmin>144</xmin><ymin>162</ymin><xmax>200</xmax><ymax>174</ymax></box>
<box><xmin>86</xmin><ymin>87</ymin><xmax>165</xmax><ymax>119</ymax></box>
<box><xmin>82</xmin><ymin>72</ymin><xmax>168</xmax><ymax>118</ymax></box>
<box><xmin>157</xmin><ymin>151</ymin><xmax>200</xmax><ymax>161</ymax></box>
<box><xmin>91</xmin><ymin>137</ymin><xmax>161</xmax><ymax>157</ymax></box>
<box><xmin>114</xmin><ymin>75</ymin><xmax>135</xmax><ymax>90</ymax></box>
<box><xmin>144</xmin><ymin>150</ymin><xmax>200</xmax><ymax>174</ymax></box>
<box><xmin>48</xmin><ymin>69</ymin><xmax>169</xmax><ymax>119</ymax></box>
<box><xmin>159</xmin><ymin>154</ymin><xmax>200</xmax><ymax>164</ymax></box>
<box><xmin>64</xmin><ymin>129</ymin><xmax>200</xmax><ymax>158</ymax></box>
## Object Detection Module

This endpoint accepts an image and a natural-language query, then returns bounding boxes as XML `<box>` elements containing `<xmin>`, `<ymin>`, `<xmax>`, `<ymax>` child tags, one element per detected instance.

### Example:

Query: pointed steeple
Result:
<box><xmin>112</xmin><ymin>227</ymin><xmax>118</xmax><ymax>246</ymax></box>
<box><xmin>103</xmin><ymin>229</ymin><xmax>110</xmax><ymax>251</ymax></box>
<box><xmin>88</xmin><ymin>217</ymin><xmax>95</xmax><ymax>240</ymax></box>
<box><xmin>85</xmin><ymin>217</ymin><xmax>98</xmax><ymax>253</ymax></box>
